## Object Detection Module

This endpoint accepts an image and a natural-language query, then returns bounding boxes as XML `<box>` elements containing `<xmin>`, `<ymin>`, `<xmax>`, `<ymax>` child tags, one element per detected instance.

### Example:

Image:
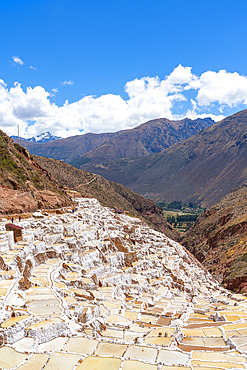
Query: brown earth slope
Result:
<box><xmin>180</xmin><ymin>184</ymin><xmax>247</xmax><ymax>292</ymax></box>
<box><xmin>0</xmin><ymin>130</ymin><xmax>71</xmax><ymax>214</ymax></box>
<box><xmin>34</xmin><ymin>155</ymin><xmax>178</xmax><ymax>239</ymax></box>
<box><xmin>80</xmin><ymin>109</ymin><xmax>247</xmax><ymax>208</ymax></box>
<box><xmin>0</xmin><ymin>131</ymin><xmax>177</xmax><ymax>238</ymax></box>
<box><xmin>71</xmin><ymin>117</ymin><xmax>214</xmax><ymax>167</ymax></box>
<box><xmin>0</xmin><ymin>131</ymin><xmax>178</xmax><ymax>238</ymax></box>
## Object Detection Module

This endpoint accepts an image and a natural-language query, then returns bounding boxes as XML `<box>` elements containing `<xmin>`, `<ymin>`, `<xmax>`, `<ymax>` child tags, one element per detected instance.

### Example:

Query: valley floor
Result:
<box><xmin>0</xmin><ymin>199</ymin><xmax>246</xmax><ymax>369</ymax></box>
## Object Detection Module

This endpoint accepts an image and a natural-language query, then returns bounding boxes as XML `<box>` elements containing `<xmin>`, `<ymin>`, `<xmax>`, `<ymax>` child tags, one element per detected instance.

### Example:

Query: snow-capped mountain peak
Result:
<box><xmin>11</xmin><ymin>131</ymin><xmax>62</xmax><ymax>143</ymax></box>
<box><xmin>27</xmin><ymin>131</ymin><xmax>62</xmax><ymax>143</ymax></box>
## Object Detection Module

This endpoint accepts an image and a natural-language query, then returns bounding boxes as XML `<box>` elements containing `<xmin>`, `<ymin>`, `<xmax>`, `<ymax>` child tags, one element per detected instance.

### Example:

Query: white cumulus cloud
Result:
<box><xmin>194</xmin><ymin>69</ymin><xmax>247</xmax><ymax>107</ymax></box>
<box><xmin>1</xmin><ymin>65</ymin><xmax>247</xmax><ymax>139</ymax></box>
<box><xmin>0</xmin><ymin>79</ymin><xmax>7</xmax><ymax>87</ymax></box>
<box><xmin>12</xmin><ymin>56</ymin><xmax>24</xmax><ymax>65</ymax></box>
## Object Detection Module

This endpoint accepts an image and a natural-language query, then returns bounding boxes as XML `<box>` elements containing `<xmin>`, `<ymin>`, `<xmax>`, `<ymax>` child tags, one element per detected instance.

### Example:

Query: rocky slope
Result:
<box><xmin>71</xmin><ymin>117</ymin><xmax>214</xmax><ymax>167</ymax></box>
<box><xmin>80</xmin><ymin>109</ymin><xmax>247</xmax><ymax>208</ymax></box>
<box><xmin>0</xmin><ymin>131</ymin><xmax>177</xmax><ymax>238</ymax></box>
<box><xmin>34</xmin><ymin>155</ymin><xmax>178</xmax><ymax>239</ymax></box>
<box><xmin>180</xmin><ymin>184</ymin><xmax>247</xmax><ymax>292</ymax></box>
<box><xmin>0</xmin><ymin>130</ymin><xmax>71</xmax><ymax>214</ymax></box>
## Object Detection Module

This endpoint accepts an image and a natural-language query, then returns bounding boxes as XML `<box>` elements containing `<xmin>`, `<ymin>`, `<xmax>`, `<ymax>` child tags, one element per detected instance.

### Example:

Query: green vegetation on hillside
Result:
<box><xmin>157</xmin><ymin>200</ymin><xmax>203</xmax><ymax>233</ymax></box>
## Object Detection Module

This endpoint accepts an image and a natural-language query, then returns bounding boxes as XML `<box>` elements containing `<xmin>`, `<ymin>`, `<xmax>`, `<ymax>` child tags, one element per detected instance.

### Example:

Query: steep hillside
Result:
<box><xmin>180</xmin><ymin>184</ymin><xmax>247</xmax><ymax>292</ymax></box>
<box><xmin>80</xmin><ymin>109</ymin><xmax>247</xmax><ymax>208</ymax></box>
<box><xmin>71</xmin><ymin>117</ymin><xmax>214</xmax><ymax>167</ymax></box>
<box><xmin>0</xmin><ymin>131</ymin><xmax>177</xmax><ymax>238</ymax></box>
<box><xmin>34</xmin><ymin>155</ymin><xmax>178</xmax><ymax>239</ymax></box>
<box><xmin>13</xmin><ymin>132</ymin><xmax>119</xmax><ymax>163</ymax></box>
<box><xmin>0</xmin><ymin>130</ymin><xmax>71</xmax><ymax>214</ymax></box>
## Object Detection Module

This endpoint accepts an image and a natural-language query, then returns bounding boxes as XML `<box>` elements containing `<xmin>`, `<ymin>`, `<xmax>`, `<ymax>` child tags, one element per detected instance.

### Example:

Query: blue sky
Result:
<box><xmin>1</xmin><ymin>0</ymin><xmax>247</xmax><ymax>137</ymax></box>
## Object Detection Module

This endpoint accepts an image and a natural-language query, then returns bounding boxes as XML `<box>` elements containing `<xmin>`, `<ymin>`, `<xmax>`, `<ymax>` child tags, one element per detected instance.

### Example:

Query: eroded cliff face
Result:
<box><xmin>181</xmin><ymin>184</ymin><xmax>247</xmax><ymax>290</ymax></box>
<box><xmin>0</xmin><ymin>198</ymin><xmax>246</xmax><ymax>369</ymax></box>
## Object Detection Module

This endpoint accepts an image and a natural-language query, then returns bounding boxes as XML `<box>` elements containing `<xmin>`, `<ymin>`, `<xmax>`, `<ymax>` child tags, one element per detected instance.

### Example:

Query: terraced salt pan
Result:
<box><xmin>124</xmin><ymin>345</ymin><xmax>157</xmax><ymax>363</ymax></box>
<box><xmin>157</xmin><ymin>349</ymin><xmax>190</xmax><ymax>365</ymax></box>
<box><xmin>30</xmin><ymin>276</ymin><xmax>49</xmax><ymax>285</ymax></box>
<box><xmin>28</xmin><ymin>304</ymin><xmax>61</xmax><ymax>315</ymax></box>
<box><xmin>123</xmin><ymin>361</ymin><xmax>158</xmax><ymax>370</ymax></box>
<box><xmin>1</xmin><ymin>315</ymin><xmax>30</xmax><ymax>328</ymax></box>
<box><xmin>16</xmin><ymin>354</ymin><xmax>49</xmax><ymax>370</ymax></box>
<box><xmin>27</xmin><ymin>317</ymin><xmax>62</xmax><ymax>330</ymax></box>
<box><xmin>65</xmin><ymin>337</ymin><xmax>98</xmax><ymax>354</ymax></box>
<box><xmin>0</xmin><ymin>279</ymin><xmax>12</xmax><ymax>288</ymax></box>
<box><xmin>44</xmin><ymin>352</ymin><xmax>81</xmax><ymax>370</ymax></box>
<box><xmin>77</xmin><ymin>356</ymin><xmax>121</xmax><ymax>370</ymax></box>
<box><xmin>37</xmin><ymin>337</ymin><xmax>68</xmax><ymax>352</ymax></box>
<box><xmin>0</xmin><ymin>347</ymin><xmax>28</xmax><ymax>369</ymax></box>
<box><xmin>96</xmin><ymin>342</ymin><xmax>127</xmax><ymax>356</ymax></box>
<box><xmin>25</xmin><ymin>294</ymin><xmax>56</xmax><ymax>300</ymax></box>
<box><xmin>26</xmin><ymin>299</ymin><xmax>59</xmax><ymax>306</ymax></box>
<box><xmin>12</xmin><ymin>337</ymin><xmax>34</xmax><ymax>352</ymax></box>
<box><xmin>1</xmin><ymin>198</ymin><xmax>247</xmax><ymax>369</ymax></box>
<box><xmin>107</xmin><ymin>314</ymin><xmax>132</xmax><ymax>326</ymax></box>
<box><xmin>102</xmin><ymin>328</ymin><xmax>124</xmax><ymax>339</ymax></box>
<box><xmin>191</xmin><ymin>360</ymin><xmax>246</xmax><ymax>369</ymax></box>
<box><xmin>0</xmin><ymin>287</ymin><xmax>7</xmax><ymax>296</ymax></box>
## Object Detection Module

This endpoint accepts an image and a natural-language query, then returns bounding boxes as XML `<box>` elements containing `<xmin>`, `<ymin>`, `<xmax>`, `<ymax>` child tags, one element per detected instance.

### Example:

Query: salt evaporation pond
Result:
<box><xmin>0</xmin><ymin>198</ymin><xmax>246</xmax><ymax>369</ymax></box>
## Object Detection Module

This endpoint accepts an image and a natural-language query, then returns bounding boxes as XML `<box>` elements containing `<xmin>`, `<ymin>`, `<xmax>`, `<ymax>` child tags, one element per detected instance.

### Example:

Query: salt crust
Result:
<box><xmin>0</xmin><ymin>198</ymin><xmax>246</xmax><ymax>369</ymax></box>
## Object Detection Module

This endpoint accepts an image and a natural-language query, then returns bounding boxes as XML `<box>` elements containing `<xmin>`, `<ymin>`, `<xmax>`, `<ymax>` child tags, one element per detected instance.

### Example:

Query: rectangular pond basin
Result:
<box><xmin>16</xmin><ymin>354</ymin><xmax>49</xmax><ymax>370</ymax></box>
<box><xmin>1</xmin><ymin>315</ymin><xmax>30</xmax><ymax>328</ymax></box>
<box><xmin>65</xmin><ymin>337</ymin><xmax>98</xmax><ymax>355</ymax></box>
<box><xmin>77</xmin><ymin>356</ymin><xmax>121</xmax><ymax>370</ymax></box>
<box><xmin>44</xmin><ymin>352</ymin><xmax>81</xmax><ymax>370</ymax></box>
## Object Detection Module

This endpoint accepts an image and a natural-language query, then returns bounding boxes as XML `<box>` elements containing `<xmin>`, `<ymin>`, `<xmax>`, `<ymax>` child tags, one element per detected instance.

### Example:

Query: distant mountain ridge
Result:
<box><xmin>12</xmin><ymin>132</ymin><xmax>120</xmax><ymax>163</ymax></box>
<box><xmin>13</xmin><ymin>117</ymin><xmax>214</xmax><ymax>164</ymax></box>
<box><xmin>11</xmin><ymin>131</ymin><xmax>62</xmax><ymax>143</ymax></box>
<box><xmin>79</xmin><ymin>109</ymin><xmax>247</xmax><ymax>208</ymax></box>
<box><xmin>71</xmin><ymin>117</ymin><xmax>215</xmax><ymax>167</ymax></box>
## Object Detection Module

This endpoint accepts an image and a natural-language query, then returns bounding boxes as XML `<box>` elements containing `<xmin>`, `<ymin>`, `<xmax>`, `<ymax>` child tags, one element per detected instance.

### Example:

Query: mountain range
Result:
<box><xmin>71</xmin><ymin>117</ymin><xmax>214</xmax><ymax>167</ymax></box>
<box><xmin>11</xmin><ymin>131</ymin><xmax>62</xmax><ymax>144</ymax></box>
<box><xmin>13</xmin><ymin>132</ymin><xmax>120</xmax><ymax>163</ymax></box>
<box><xmin>9</xmin><ymin>111</ymin><xmax>247</xmax><ymax>210</ymax></box>
<box><xmin>79</xmin><ymin>110</ymin><xmax>247</xmax><ymax>208</ymax></box>
<box><xmin>12</xmin><ymin>117</ymin><xmax>214</xmax><ymax>164</ymax></box>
